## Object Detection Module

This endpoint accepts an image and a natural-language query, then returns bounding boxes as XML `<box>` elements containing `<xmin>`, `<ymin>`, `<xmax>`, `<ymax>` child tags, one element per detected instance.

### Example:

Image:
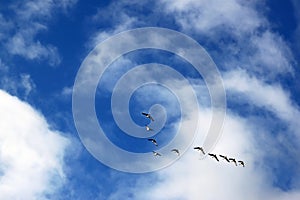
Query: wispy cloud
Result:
<box><xmin>0</xmin><ymin>0</ymin><xmax>77</xmax><ymax>66</ymax></box>
<box><xmin>0</xmin><ymin>72</ymin><xmax>36</xmax><ymax>100</ymax></box>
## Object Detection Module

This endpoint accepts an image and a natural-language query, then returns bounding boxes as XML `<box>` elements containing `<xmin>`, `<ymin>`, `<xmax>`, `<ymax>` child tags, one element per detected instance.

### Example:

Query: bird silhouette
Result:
<box><xmin>142</xmin><ymin>112</ymin><xmax>154</xmax><ymax>121</ymax></box>
<box><xmin>194</xmin><ymin>146</ymin><xmax>205</xmax><ymax>155</ymax></box>
<box><xmin>171</xmin><ymin>149</ymin><xmax>180</xmax><ymax>156</ymax></box>
<box><xmin>238</xmin><ymin>160</ymin><xmax>245</xmax><ymax>167</ymax></box>
<box><xmin>208</xmin><ymin>153</ymin><xmax>219</xmax><ymax>162</ymax></box>
<box><xmin>148</xmin><ymin>138</ymin><xmax>158</xmax><ymax>146</ymax></box>
<box><xmin>145</xmin><ymin>125</ymin><xmax>153</xmax><ymax>131</ymax></box>
<box><xmin>229</xmin><ymin>158</ymin><xmax>237</xmax><ymax>166</ymax></box>
<box><xmin>219</xmin><ymin>155</ymin><xmax>230</xmax><ymax>163</ymax></box>
<box><xmin>152</xmin><ymin>151</ymin><xmax>161</xmax><ymax>156</ymax></box>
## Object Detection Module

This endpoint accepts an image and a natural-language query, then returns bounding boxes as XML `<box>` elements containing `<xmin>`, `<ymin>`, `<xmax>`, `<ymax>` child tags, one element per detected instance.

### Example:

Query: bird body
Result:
<box><xmin>238</xmin><ymin>160</ymin><xmax>245</xmax><ymax>167</ymax></box>
<box><xmin>229</xmin><ymin>158</ymin><xmax>237</xmax><ymax>166</ymax></box>
<box><xmin>219</xmin><ymin>155</ymin><xmax>230</xmax><ymax>163</ymax></box>
<box><xmin>171</xmin><ymin>149</ymin><xmax>180</xmax><ymax>156</ymax></box>
<box><xmin>208</xmin><ymin>153</ymin><xmax>219</xmax><ymax>162</ymax></box>
<box><xmin>152</xmin><ymin>151</ymin><xmax>161</xmax><ymax>156</ymax></box>
<box><xmin>142</xmin><ymin>112</ymin><xmax>154</xmax><ymax>121</ymax></box>
<box><xmin>148</xmin><ymin>138</ymin><xmax>158</xmax><ymax>146</ymax></box>
<box><xmin>145</xmin><ymin>125</ymin><xmax>153</xmax><ymax>131</ymax></box>
<box><xmin>194</xmin><ymin>146</ymin><xmax>205</xmax><ymax>155</ymax></box>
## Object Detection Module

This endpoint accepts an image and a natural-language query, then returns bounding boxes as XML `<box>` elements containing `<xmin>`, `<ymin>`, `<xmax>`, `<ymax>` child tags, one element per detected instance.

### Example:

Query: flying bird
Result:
<box><xmin>148</xmin><ymin>138</ymin><xmax>158</xmax><ymax>146</ymax></box>
<box><xmin>142</xmin><ymin>112</ymin><xmax>154</xmax><ymax>121</ymax></box>
<box><xmin>238</xmin><ymin>160</ymin><xmax>245</xmax><ymax>167</ymax></box>
<box><xmin>229</xmin><ymin>158</ymin><xmax>237</xmax><ymax>166</ymax></box>
<box><xmin>208</xmin><ymin>153</ymin><xmax>219</xmax><ymax>162</ymax></box>
<box><xmin>194</xmin><ymin>146</ymin><xmax>205</xmax><ymax>155</ymax></box>
<box><xmin>171</xmin><ymin>149</ymin><xmax>180</xmax><ymax>156</ymax></box>
<box><xmin>152</xmin><ymin>151</ymin><xmax>161</xmax><ymax>156</ymax></box>
<box><xmin>219</xmin><ymin>155</ymin><xmax>230</xmax><ymax>163</ymax></box>
<box><xmin>145</xmin><ymin>125</ymin><xmax>153</xmax><ymax>131</ymax></box>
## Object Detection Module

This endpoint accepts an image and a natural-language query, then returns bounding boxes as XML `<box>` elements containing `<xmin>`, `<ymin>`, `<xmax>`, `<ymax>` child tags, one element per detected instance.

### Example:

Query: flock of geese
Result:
<box><xmin>142</xmin><ymin>112</ymin><xmax>245</xmax><ymax>167</ymax></box>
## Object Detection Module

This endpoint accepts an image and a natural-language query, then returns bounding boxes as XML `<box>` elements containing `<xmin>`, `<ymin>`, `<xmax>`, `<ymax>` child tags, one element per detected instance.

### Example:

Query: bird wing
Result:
<box><xmin>142</xmin><ymin>112</ymin><xmax>148</xmax><ymax>116</ymax></box>
<box><xmin>200</xmin><ymin>148</ymin><xmax>205</xmax><ymax>154</ymax></box>
<box><xmin>172</xmin><ymin>149</ymin><xmax>179</xmax><ymax>153</ymax></box>
<box><xmin>149</xmin><ymin>115</ymin><xmax>154</xmax><ymax>121</ymax></box>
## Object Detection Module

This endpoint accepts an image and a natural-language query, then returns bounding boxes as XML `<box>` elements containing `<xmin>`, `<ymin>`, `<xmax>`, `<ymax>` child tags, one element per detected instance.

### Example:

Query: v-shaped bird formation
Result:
<box><xmin>141</xmin><ymin>112</ymin><xmax>245</xmax><ymax>167</ymax></box>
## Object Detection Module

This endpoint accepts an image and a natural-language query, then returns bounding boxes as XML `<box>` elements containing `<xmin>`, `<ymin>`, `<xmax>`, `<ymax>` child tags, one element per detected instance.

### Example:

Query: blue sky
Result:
<box><xmin>1</xmin><ymin>0</ymin><xmax>300</xmax><ymax>199</ymax></box>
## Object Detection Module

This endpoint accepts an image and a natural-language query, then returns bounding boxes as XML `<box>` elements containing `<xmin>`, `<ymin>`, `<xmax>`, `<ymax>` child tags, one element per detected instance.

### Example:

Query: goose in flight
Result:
<box><xmin>148</xmin><ymin>138</ymin><xmax>158</xmax><ymax>146</ymax></box>
<box><xmin>142</xmin><ymin>112</ymin><xmax>154</xmax><ymax>121</ymax></box>
<box><xmin>152</xmin><ymin>151</ymin><xmax>161</xmax><ymax>156</ymax></box>
<box><xmin>171</xmin><ymin>149</ymin><xmax>180</xmax><ymax>156</ymax></box>
<box><xmin>194</xmin><ymin>146</ymin><xmax>205</xmax><ymax>155</ymax></box>
<box><xmin>208</xmin><ymin>153</ymin><xmax>219</xmax><ymax>162</ymax></box>
<box><xmin>145</xmin><ymin>125</ymin><xmax>153</xmax><ymax>131</ymax></box>
<box><xmin>219</xmin><ymin>155</ymin><xmax>230</xmax><ymax>163</ymax></box>
<box><xmin>229</xmin><ymin>158</ymin><xmax>237</xmax><ymax>166</ymax></box>
<box><xmin>238</xmin><ymin>160</ymin><xmax>245</xmax><ymax>167</ymax></box>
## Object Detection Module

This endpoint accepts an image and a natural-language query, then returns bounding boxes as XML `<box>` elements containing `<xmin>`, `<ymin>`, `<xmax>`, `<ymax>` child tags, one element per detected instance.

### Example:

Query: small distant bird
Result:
<box><xmin>194</xmin><ymin>146</ymin><xmax>205</xmax><ymax>155</ymax></box>
<box><xmin>145</xmin><ymin>125</ymin><xmax>153</xmax><ymax>131</ymax></box>
<box><xmin>229</xmin><ymin>158</ymin><xmax>237</xmax><ymax>166</ymax></box>
<box><xmin>238</xmin><ymin>160</ymin><xmax>245</xmax><ymax>167</ymax></box>
<box><xmin>171</xmin><ymin>149</ymin><xmax>180</xmax><ymax>156</ymax></box>
<box><xmin>219</xmin><ymin>155</ymin><xmax>230</xmax><ymax>163</ymax></box>
<box><xmin>142</xmin><ymin>112</ymin><xmax>154</xmax><ymax>121</ymax></box>
<box><xmin>208</xmin><ymin>153</ymin><xmax>219</xmax><ymax>162</ymax></box>
<box><xmin>148</xmin><ymin>138</ymin><xmax>158</xmax><ymax>146</ymax></box>
<box><xmin>152</xmin><ymin>151</ymin><xmax>161</xmax><ymax>156</ymax></box>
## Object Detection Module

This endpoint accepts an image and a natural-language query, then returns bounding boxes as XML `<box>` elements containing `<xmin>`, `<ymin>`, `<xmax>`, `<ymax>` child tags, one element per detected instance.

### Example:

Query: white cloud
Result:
<box><xmin>107</xmin><ymin>104</ymin><xmax>300</xmax><ymax>200</ymax></box>
<box><xmin>249</xmin><ymin>31</ymin><xmax>294</xmax><ymax>75</ymax></box>
<box><xmin>96</xmin><ymin>58</ymin><xmax>300</xmax><ymax>200</ymax></box>
<box><xmin>160</xmin><ymin>0</ymin><xmax>295</xmax><ymax>78</ymax></box>
<box><xmin>0</xmin><ymin>90</ymin><xmax>70</xmax><ymax>200</ymax></box>
<box><xmin>162</xmin><ymin>0</ymin><xmax>263</xmax><ymax>36</ymax></box>
<box><xmin>7</xmin><ymin>32</ymin><xmax>61</xmax><ymax>66</ymax></box>
<box><xmin>61</xmin><ymin>86</ymin><xmax>73</xmax><ymax>97</ymax></box>
<box><xmin>89</xmin><ymin>14</ymin><xmax>137</xmax><ymax>49</ymax></box>
<box><xmin>20</xmin><ymin>74</ymin><xmax>36</xmax><ymax>98</ymax></box>
<box><xmin>0</xmin><ymin>73</ymin><xmax>36</xmax><ymax>99</ymax></box>
<box><xmin>224</xmin><ymin>69</ymin><xmax>300</xmax><ymax>133</ymax></box>
<box><xmin>0</xmin><ymin>0</ymin><xmax>77</xmax><ymax>66</ymax></box>
<box><xmin>82</xmin><ymin>0</ymin><xmax>299</xmax><ymax>199</ymax></box>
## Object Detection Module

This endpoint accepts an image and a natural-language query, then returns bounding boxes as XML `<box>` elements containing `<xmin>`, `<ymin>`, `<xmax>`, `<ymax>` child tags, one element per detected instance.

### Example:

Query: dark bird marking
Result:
<box><xmin>171</xmin><ymin>149</ymin><xmax>180</xmax><ymax>156</ymax></box>
<box><xmin>142</xmin><ymin>112</ymin><xmax>154</xmax><ymax>121</ymax></box>
<box><xmin>208</xmin><ymin>153</ymin><xmax>219</xmax><ymax>162</ymax></box>
<box><xmin>148</xmin><ymin>138</ymin><xmax>158</xmax><ymax>146</ymax></box>
<box><xmin>229</xmin><ymin>158</ymin><xmax>237</xmax><ymax>166</ymax></box>
<box><xmin>219</xmin><ymin>155</ymin><xmax>230</xmax><ymax>163</ymax></box>
<box><xmin>194</xmin><ymin>146</ymin><xmax>205</xmax><ymax>155</ymax></box>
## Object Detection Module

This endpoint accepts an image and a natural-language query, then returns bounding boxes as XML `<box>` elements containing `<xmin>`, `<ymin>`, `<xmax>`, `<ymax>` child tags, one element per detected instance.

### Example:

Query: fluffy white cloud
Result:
<box><xmin>106</xmin><ymin>87</ymin><xmax>300</xmax><ymax>199</ymax></box>
<box><xmin>0</xmin><ymin>90</ymin><xmax>70</xmax><ymax>200</ymax></box>
<box><xmin>83</xmin><ymin>0</ymin><xmax>299</xmax><ymax>199</ymax></box>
